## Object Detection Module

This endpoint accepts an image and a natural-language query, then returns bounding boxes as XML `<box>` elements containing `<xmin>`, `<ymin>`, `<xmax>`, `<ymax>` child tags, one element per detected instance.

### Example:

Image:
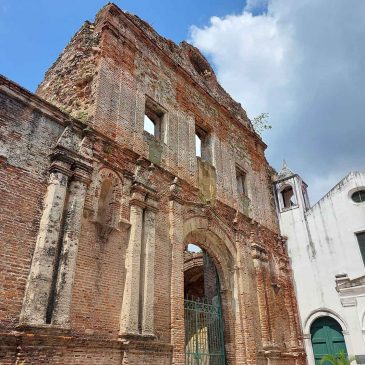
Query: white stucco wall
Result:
<box><xmin>276</xmin><ymin>171</ymin><xmax>365</xmax><ymax>364</ymax></box>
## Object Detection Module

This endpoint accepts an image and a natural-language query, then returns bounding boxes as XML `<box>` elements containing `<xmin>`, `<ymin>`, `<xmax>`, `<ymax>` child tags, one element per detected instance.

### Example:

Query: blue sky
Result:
<box><xmin>0</xmin><ymin>0</ymin><xmax>245</xmax><ymax>91</ymax></box>
<box><xmin>1</xmin><ymin>0</ymin><xmax>364</xmax><ymax>203</ymax></box>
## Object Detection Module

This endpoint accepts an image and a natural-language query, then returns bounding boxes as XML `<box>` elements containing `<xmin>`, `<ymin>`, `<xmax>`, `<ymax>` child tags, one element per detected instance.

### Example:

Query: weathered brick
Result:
<box><xmin>0</xmin><ymin>3</ymin><xmax>306</xmax><ymax>364</ymax></box>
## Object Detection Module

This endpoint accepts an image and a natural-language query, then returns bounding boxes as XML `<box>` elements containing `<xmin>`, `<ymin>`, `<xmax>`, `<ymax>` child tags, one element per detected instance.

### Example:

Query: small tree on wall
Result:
<box><xmin>251</xmin><ymin>112</ymin><xmax>271</xmax><ymax>135</ymax></box>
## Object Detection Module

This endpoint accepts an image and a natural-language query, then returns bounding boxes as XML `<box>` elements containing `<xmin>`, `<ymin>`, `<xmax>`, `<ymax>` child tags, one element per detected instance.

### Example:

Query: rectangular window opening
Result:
<box><xmin>144</xmin><ymin>115</ymin><xmax>156</xmax><ymax>136</ymax></box>
<box><xmin>236</xmin><ymin>166</ymin><xmax>247</xmax><ymax>196</ymax></box>
<box><xmin>195</xmin><ymin>134</ymin><xmax>202</xmax><ymax>158</ymax></box>
<box><xmin>195</xmin><ymin>125</ymin><xmax>211</xmax><ymax>162</ymax></box>
<box><xmin>144</xmin><ymin>98</ymin><xmax>165</xmax><ymax>140</ymax></box>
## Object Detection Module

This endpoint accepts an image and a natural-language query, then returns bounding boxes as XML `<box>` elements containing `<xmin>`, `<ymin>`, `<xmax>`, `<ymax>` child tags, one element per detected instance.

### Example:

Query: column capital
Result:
<box><xmin>146</xmin><ymin>193</ymin><xmax>159</xmax><ymax>212</ymax></box>
<box><xmin>72</xmin><ymin>161</ymin><xmax>93</xmax><ymax>185</ymax></box>
<box><xmin>130</xmin><ymin>198</ymin><xmax>147</xmax><ymax>209</ymax></box>
<box><xmin>251</xmin><ymin>243</ymin><xmax>269</xmax><ymax>262</ymax></box>
<box><xmin>130</xmin><ymin>185</ymin><xmax>147</xmax><ymax>207</ymax></box>
<box><xmin>49</xmin><ymin>159</ymin><xmax>73</xmax><ymax>177</ymax></box>
<box><xmin>50</xmin><ymin>149</ymin><xmax>74</xmax><ymax>165</ymax></box>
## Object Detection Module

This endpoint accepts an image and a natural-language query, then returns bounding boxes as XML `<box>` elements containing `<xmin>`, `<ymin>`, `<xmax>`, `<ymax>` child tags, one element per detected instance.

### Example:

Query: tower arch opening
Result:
<box><xmin>280</xmin><ymin>184</ymin><xmax>297</xmax><ymax>209</ymax></box>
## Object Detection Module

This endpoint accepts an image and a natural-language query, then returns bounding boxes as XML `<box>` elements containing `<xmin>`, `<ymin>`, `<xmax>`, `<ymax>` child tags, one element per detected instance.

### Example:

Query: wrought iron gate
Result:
<box><xmin>184</xmin><ymin>298</ymin><xmax>226</xmax><ymax>365</ymax></box>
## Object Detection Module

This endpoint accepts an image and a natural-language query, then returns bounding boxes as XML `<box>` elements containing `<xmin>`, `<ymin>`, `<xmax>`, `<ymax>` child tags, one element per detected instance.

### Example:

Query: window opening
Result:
<box><xmin>352</xmin><ymin>190</ymin><xmax>365</xmax><ymax>203</ymax></box>
<box><xmin>195</xmin><ymin>134</ymin><xmax>202</xmax><ymax>158</ymax></box>
<box><xmin>144</xmin><ymin>115</ymin><xmax>156</xmax><ymax>136</ymax></box>
<box><xmin>144</xmin><ymin>98</ymin><xmax>165</xmax><ymax>140</ymax></box>
<box><xmin>236</xmin><ymin>167</ymin><xmax>247</xmax><ymax>196</ymax></box>
<box><xmin>195</xmin><ymin>125</ymin><xmax>211</xmax><ymax>162</ymax></box>
<box><xmin>281</xmin><ymin>186</ymin><xmax>297</xmax><ymax>209</ymax></box>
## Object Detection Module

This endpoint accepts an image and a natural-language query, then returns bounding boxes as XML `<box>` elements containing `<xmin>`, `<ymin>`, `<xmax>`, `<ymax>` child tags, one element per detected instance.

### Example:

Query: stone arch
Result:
<box><xmin>304</xmin><ymin>308</ymin><xmax>348</xmax><ymax>335</ymax></box>
<box><xmin>304</xmin><ymin>309</ymin><xmax>350</xmax><ymax>365</ymax></box>
<box><xmin>183</xmin><ymin>215</ymin><xmax>236</xmax><ymax>292</ymax></box>
<box><xmin>183</xmin><ymin>215</ymin><xmax>236</xmax><ymax>256</ymax></box>
<box><xmin>182</xmin><ymin>215</ymin><xmax>237</xmax><ymax>363</ymax></box>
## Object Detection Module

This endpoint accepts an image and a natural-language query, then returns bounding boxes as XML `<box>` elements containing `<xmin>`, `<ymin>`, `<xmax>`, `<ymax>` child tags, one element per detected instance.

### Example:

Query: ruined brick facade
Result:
<box><xmin>0</xmin><ymin>3</ymin><xmax>305</xmax><ymax>364</ymax></box>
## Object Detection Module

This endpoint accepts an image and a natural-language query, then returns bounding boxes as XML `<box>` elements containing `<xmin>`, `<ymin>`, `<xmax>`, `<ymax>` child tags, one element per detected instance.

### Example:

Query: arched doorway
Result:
<box><xmin>311</xmin><ymin>316</ymin><xmax>347</xmax><ymax>364</ymax></box>
<box><xmin>184</xmin><ymin>244</ymin><xmax>226</xmax><ymax>365</ymax></box>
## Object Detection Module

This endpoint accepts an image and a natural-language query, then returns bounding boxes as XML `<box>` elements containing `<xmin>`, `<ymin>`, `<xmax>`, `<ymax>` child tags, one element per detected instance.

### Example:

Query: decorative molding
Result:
<box><xmin>340</xmin><ymin>297</ymin><xmax>357</xmax><ymax>307</ymax></box>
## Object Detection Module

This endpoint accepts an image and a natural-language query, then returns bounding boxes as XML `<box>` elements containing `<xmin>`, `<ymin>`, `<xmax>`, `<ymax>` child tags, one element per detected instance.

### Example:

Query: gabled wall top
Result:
<box><xmin>94</xmin><ymin>3</ymin><xmax>262</xmax><ymax>141</ymax></box>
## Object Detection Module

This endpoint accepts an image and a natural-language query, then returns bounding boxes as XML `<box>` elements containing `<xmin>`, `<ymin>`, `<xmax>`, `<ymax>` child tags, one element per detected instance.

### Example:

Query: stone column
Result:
<box><xmin>169</xmin><ymin>181</ymin><xmax>185</xmax><ymax>365</ymax></box>
<box><xmin>251</xmin><ymin>243</ymin><xmax>271</xmax><ymax>348</ymax></box>
<box><xmin>235</xmin><ymin>238</ymin><xmax>261</xmax><ymax>365</ymax></box>
<box><xmin>280</xmin><ymin>261</ymin><xmax>300</xmax><ymax>349</ymax></box>
<box><xmin>52</xmin><ymin>164</ymin><xmax>92</xmax><ymax>326</ymax></box>
<box><xmin>120</xmin><ymin>185</ymin><xmax>146</xmax><ymax>336</ymax></box>
<box><xmin>20</xmin><ymin>157</ymin><xmax>72</xmax><ymax>325</ymax></box>
<box><xmin>141</xmin><ymin>195</ymin><xmax>158</xmax><ymax>337</ymax></box>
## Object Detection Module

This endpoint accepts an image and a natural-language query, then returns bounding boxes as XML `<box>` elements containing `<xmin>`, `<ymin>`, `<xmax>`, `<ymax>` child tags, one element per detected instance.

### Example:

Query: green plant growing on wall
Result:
<box><xmin>251</xmin><ymin>112</ymin><xmax>271</xmax><ymax>135</ymax></box>
<box><xmin>76</xmin><ymin>110</ymin><xmax>89</xmax><ymax>122</ymax></box>
<box><xmin>320</xmin><ymin>351</ymin><xmax>355</xmax><ymax>365</ymax></box>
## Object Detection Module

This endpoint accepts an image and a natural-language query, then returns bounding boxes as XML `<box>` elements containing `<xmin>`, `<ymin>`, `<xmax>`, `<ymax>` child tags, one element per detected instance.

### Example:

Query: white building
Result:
<box><xmin>274</xmin><ymin>164</ymin><xmax>365</xmax><ymax>365</ymax></box>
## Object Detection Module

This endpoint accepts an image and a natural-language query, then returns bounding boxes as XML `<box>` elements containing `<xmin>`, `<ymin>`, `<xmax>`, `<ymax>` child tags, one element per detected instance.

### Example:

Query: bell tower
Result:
<box><xmin>273</xmin><ymin>161</ymin><xmax>311</xmax><ymax>239</ymax></box>
<box><xmin>274</xmin><ymin>161</ymin><xmax>310</xmax><ymax>212</ymax></box>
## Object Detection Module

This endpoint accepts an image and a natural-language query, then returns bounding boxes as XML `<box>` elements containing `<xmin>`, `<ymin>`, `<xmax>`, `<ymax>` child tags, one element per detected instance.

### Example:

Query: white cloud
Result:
<box><xmin>190</xmin><ymin>0</ymin><xmax>365</xmax><ymax>202</ymax></box>
<box><xmin>191</xmin><ymin>10</ymin><xmax>294</xmax><ymax>118</ymax></box>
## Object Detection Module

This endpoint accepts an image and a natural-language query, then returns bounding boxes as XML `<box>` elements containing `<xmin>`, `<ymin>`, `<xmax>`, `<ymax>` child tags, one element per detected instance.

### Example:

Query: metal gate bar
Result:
<box><xmin>184</xmin><ymin>298</ymin><xmax>226</xmax><ymax>365</ymax></box>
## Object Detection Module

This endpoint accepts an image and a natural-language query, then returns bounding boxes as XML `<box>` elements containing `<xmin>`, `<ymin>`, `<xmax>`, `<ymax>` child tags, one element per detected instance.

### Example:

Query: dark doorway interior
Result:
<box><xmin>184</xmin><ymin>246</ymin><xmax>226</xmax><ymax>365</ymax></box>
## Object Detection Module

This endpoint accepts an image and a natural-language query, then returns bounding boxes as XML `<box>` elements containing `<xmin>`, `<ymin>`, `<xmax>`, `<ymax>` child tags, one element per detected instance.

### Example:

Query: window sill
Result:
<box><xmin>280</xmin><ymin>205</ymin><xmax>299</xmax><ymax>213</ymax></box>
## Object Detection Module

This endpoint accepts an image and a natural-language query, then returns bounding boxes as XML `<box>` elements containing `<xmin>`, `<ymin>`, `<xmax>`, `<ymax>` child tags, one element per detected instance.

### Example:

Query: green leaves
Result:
<box><xmin>320</xmin><ymin>351</ymin><xmax>355</xmax><ymax>365</ymax></box>
<box><xmin>251</xmin><ymin>112</ymin><xmax>272</xmax><ymax>135</ymax></box>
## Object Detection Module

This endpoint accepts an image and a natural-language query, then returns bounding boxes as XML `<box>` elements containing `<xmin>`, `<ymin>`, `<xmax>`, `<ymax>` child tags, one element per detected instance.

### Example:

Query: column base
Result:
<box><xmin>15</xmin><ymin>322</ymin><xmax>71</xmax><ymax>335</ymax></box>
<box><xmin>142</xmin><ymin>331</ymin><xmax>156</xmax><ymax>339</ymax></box>
<box><xmin>119</xmin><ymin>331</ymin><xmax>156</xmax><ymax>340</ymax></box>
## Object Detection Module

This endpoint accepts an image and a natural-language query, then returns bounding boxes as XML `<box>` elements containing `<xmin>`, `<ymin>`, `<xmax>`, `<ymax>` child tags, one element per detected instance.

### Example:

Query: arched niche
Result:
<box><xmin>92</xmin><ymin>168</ymin><xmax>123</xmax><ymax>241</ymax></box>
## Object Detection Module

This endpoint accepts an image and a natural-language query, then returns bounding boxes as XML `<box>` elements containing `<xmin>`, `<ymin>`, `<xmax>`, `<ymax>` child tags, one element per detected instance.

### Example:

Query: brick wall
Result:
<box><xmin>0</xmin><ymin>3</ymin><xmax>305</xmax><ymax>364</ymax></box>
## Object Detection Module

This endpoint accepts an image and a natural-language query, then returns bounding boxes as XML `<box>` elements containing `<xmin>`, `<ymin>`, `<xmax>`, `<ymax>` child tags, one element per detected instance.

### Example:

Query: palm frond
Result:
<box><xmin>320</xmin><ymin>354</ymin><xmax>338</xmax><ymax>365</ymax></box>
<box><xmin>320</xmin><ymin>351</ymin><xmax>356</xmax><ymax>365</ymax></box>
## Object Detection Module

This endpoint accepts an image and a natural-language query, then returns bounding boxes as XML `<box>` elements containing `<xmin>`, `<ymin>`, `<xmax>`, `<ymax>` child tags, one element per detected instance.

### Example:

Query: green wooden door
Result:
<box><xmin>311</xmin><ymin>317</ymin><xmax>347</xmax><ymax>365</ymax></box>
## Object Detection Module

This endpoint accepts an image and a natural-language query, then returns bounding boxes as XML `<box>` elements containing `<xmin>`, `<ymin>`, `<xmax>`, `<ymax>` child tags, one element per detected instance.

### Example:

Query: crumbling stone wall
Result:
<box><xmin>0</xmin><ymin>3</ymin><xmax>305</xmax><ymax>365</ymax></box>
<box><xmin>0</xmin><ymin>77</ymin><xmax>65</xmax><ymax>329</ymax></box>
<box><xmin>37</xmin><ymin>3</ymin><xmax>278</xmax><ymax>232</ymax></box>
<box><xmin>37</xmin><ymin>21</ymin><xmax>100</xmax><ymax>123</ymax></box>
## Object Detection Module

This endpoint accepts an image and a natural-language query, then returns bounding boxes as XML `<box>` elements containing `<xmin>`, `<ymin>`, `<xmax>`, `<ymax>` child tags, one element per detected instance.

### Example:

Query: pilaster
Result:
<box><xmin>141</xmin><ymin>194</ymin><xmax>158</xmax><ymax>337</ymax></box>
<box><xmin>120</xmin><ymin>184</ymin><xmax>146</xmax><ymax>336</ymax></box>
<box><xmin>52</xmin><ymin>163</ymin><xmax>92</xmax><ymax>325</ymax></box>
<box><xmin>169</xmin><ymin>178</ymin><xmax>185</xmax><ymax>365</ymax></box>
<box><xmin>234</xmin><ymin>236</ymin><xmax>259</xmax><ymax>365</ymax></box>
<box><xmin>251</xmin><ymin>243</ymin><xmax>272</xmax><ymax>348</ymax></box>
<box><xmin>280</xmin><ymin>260</ymin><xmax>301</xmax><ymax>350</ymax></box>
<box><xmin>20</xmin><ymin>157</ymin><xmax>73</xmax><ymax>325</ymax></box>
